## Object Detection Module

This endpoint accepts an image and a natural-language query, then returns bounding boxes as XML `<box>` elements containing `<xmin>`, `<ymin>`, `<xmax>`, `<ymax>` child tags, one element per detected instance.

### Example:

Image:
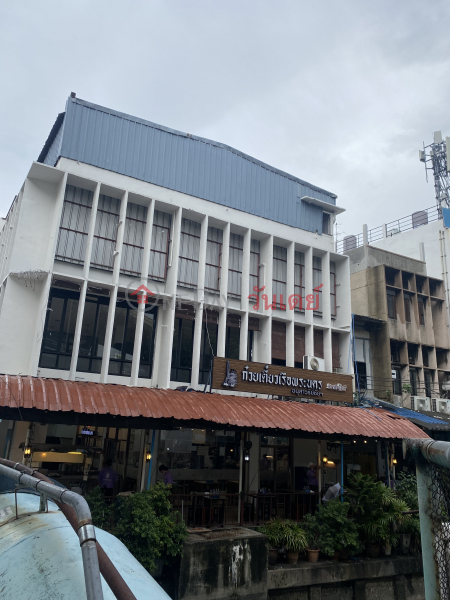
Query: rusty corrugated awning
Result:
<box><xmin>0</xmin><ymin>376</ymin><xmax>428</xmax><ymax>439</ymax></box>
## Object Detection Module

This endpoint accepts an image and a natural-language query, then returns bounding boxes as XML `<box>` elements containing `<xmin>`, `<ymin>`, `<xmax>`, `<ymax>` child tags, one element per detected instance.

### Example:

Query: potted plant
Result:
<box><xmin>302</xmin><ymin>513</ymin><xmax>332</xmax><ymax>562</ymax></box>
<box><xmin>315</xmin><ymin>499</ymin><xmax>359</xmax><ymax>560</ymax></box>
<box><xmin>258</xmin><ymin>518</ymin><xmax>284</xmax><ymax>566</ymax></box>
<box><xmin>346</xmin><ymin>473</ymin><xmax>408</xmax><ymax>558</ymax></box>
<box><xmin>280</xmin><ymin>520</ymin><xmax>307</xmax><ymax>565</ymax></box>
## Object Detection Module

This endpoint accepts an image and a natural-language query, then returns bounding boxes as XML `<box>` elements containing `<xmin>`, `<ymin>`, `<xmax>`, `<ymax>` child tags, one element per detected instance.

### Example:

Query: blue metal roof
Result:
<box><xmin>367</xmin><ymin>398</ymin><xmax>449</xmax><ymax>429</ymax></box>
<box><xmin>38</xmin><ymin>96</ymin><xmax>338</xmax><ymax>234</ymax></box>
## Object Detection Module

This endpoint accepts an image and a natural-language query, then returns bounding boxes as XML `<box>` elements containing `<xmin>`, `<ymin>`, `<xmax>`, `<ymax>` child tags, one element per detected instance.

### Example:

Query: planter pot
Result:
<box><xmin>332</xmin><ymin>550</ymin><xmax>340</xmax><ymax>562</ymax></box>
<box><xmin>366</xmin><ymin>543</ymin><xmax>380</xmax><ymax>558</ymax></box>
<box><xmin>306</xmin><ymin>549</ymin><xmax>320</xmax><ymax>563</ymax></box>
<box><xmin>150</xmin><ymin>558</ymin><xmax>165</xmax><ymax>579</ymax></box>
<box><xmin>400</xmin><ymin>533</ymin><xmax>411</xmax><ymax>555</ymax></box>
<box><xmin>268</xmin><ymin>548</ymin><xmax>278</xmax><ymax>566</ymax></box>
<box><xmin>286</xmin><ymin>551</ymin><xmax>299</xmax><ymax>565</ymax></box>
<box><xmin>339</xmin><ymin>548</ymin><xmax>349</xmax><ymax>561</ymax></box>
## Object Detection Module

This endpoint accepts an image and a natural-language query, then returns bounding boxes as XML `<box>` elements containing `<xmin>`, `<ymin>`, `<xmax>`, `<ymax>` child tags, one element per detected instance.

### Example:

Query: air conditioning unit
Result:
<box><xmin>410</xmin><ymin>396</ymin><xmax>431</xmax><ymax>412</ymax></box>
<box><xmin>436</xmin><ymin>399</ymin><xmax>450</xmax><ymax>414</ymax></box>
<box><xmin>303</xmin><ymin>356</ymin><xmax>325</xmax><ymax>371</ymax></box>
<box><xmin>392</xmin><ymin>395</ymin><xmax>403</xmax><ymax>407</ymax></box>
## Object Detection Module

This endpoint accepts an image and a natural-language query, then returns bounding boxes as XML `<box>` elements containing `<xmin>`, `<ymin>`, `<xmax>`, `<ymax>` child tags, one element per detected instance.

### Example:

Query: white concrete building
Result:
<box><xmin>0</xmin><ymin>95</ymin><xmax>352</xmax><ymax>390</ymax></box>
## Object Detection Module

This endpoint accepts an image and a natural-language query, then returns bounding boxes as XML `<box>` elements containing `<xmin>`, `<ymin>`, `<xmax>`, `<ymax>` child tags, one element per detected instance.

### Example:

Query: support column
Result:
<box><xmin>83</xmin><ymin>182</ymin><xmax>101</xmax><ymax>279</ymax></box>
<box><xmin>190</xmin><ymin>304</ymin><xmax>204</xmax><ymax>388</ymax></box>
<box><xmin>100</xmin><ymin>287</ymin><xmax>118</xmax><ymax>383</ymax></box>
<box><xmin>69</xmin><ymin>280</ymin><xmax>87</xmax><ymax>378</ymax></box>
<box><xmin>217</xmin><ymin>223</ymin><xmax>230</xmax><ymax>358</ymax></box>
<box><xmin>241</xmin><ymin>229</ymin><xmax>251</xmax><ymax>311</ymax></box>
<box><xmin>321</xmin><ymin>252</ymin><xmax>331</xmax><ymax>328</ymax></box>
<box><xmin>324</xmin><ymin>328</ymin><xmax>333</xmax><ymax>373</ymax></box>
<box><xmin>239</xmin><ymin>312</ymin><xmax>249</xmax><ymax>361</ymax></box>
<box><xmin>305</xmin><ymin>247</ymin><xmax>314</xmax><ymax>357</ymax></box>
<box><xmin>112</xmin><ymin>192</ymin><xmax>128</xmax><ymax>284</ymax></box>
<box><xmin>286</xmin><ymin>242</ymin><xmax>295</xmax><ymax>367</ymax></box>
<box><xmin>197</xmin><ymin>215</ymin><xmax>208</xmax><ymax>304</ymax></box>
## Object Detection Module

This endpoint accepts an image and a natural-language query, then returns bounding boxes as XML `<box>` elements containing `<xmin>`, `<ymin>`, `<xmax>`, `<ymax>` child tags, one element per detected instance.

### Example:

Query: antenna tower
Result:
<box><xmin>420</xmin><ymin>131</ymin><xmax>450</xmax><ymax>210</ymax></box>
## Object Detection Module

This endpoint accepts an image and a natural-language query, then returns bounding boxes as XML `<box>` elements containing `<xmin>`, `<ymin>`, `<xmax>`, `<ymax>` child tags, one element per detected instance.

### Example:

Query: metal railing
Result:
<box><xmin>336</xmin><ymin>206</ymin><xmax>441</xmax><ymax>254</ymax></box>
<box><xmin>405</xmin><ymin>438</ymin><xmax>450</xmax><ymax>600</ymax></box>
<box><xmin>0</xmin><ymin>462</ymin><xmax>104</xmax><ymax>600</ymax></box>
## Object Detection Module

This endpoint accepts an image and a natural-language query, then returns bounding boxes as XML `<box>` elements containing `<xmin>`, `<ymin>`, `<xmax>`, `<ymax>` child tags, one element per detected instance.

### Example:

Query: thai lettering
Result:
<box><xmin>306</xmin><ymin>284</ymin><xmax>323</xmax><ymax>311</ymax></box>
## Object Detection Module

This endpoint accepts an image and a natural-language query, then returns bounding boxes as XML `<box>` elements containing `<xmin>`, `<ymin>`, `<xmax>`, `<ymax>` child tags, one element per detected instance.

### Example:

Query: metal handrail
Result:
<box><xmin>0</xmin><ymin>462</ymin><xmax>104</xmax><ymax>600</ymax></box>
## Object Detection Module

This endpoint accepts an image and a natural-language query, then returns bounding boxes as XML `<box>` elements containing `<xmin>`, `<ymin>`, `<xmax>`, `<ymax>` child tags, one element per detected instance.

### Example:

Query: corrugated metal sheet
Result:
<box><xmin>39</xmin><ymin>97</ymin><xmax>337</xmax><ymax>235</ymax></box>
<box><xmin>0</xmin><ymin>376</ymin><xmax>428</xmax><ymax>439</ymax></box>
<box><xmin>369</xmin><ymin>398</ymin><xmax>450</xmax><ymax>431</ymax></box>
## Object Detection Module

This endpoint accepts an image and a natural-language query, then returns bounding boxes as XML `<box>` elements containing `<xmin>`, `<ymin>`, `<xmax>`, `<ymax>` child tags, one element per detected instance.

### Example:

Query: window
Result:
<box><xmin>418</xmin><ymin>297</ymin><xmax>425</xmax><ymax>326</ymax></box>
<box><xmin>391</xmin><ymin>342</ymin><xmax>401</xmax><ymax>364</ymax></box>
<box><xmin>387</xmin><ymin>290</ymin><xmax>396</xmax><ymax>319</ymax></box>
<box><xmin>205</xmin><ymin>227</ymin><xmax>223</xmax><ymax>293</ymax></box>
<box><xmin>249</xmin><ymin>239</ymin><xmax>260</xmax><ymax>295</ymax></box>
<box><xmin>178</xmin><ymin>218</ymin><xmax>201</xmax><ymax>288</ymax></box>
<box><xmin>313</xmin><ymin>256</ymin><xmax>322</xmax><ymax>313</ymax></box>
<box><xmin>404</xmin><ymin>295</ymin><xmax>411</xmax><ymax>323</ymax></box>
<box><xmin>199</xmin><ymin>318</ymin><xmax>218</xmax><ymax>384</ymax></box>
<box><xmin>408</xmin><ymin>345</ymin><xmax>418</xmax><ymax>365</ymax></box>
<box><xmin>107</xmin><ymin>297</ymin><xmax>156</xmax><ymax>377</ymax></box>
<box><xmin>228</xmin><ymin>233</ymin><xmax>244</xmax><ymax>298</ymax></box>
<box><xmin>55</xmin><ymin>185</ymin><xmax>93</xmax><ymax>265</ymax></box>
<box><xmin>294</xmin><ymin>251</ymin><xmax>305</xmax><ymax>312</ymax></box>
<box><xmin>422</xmin><ymin>347</ymin><xmax>429</xmax><ymax>367</ymax></box>
<box><xmin>322</xmin><ymin>212</ymin><xmax>331</xmax><ymax>235</ymax></box>
<box><xmin>91</xmin><ymin>194</ymin><xmax>121</xmax><ymax>271</ymax></box>
<box><xmin>409</xmin><ymin>368</ymin><xmax>418</xmax><ymax>396</ymax></box>
<box><xmin>39</xmin><ymin>288</ymin><xmax>80</xmax><ymax>370</ymax></box>
<box><xmin>392</xmin><ymin>366</ymin><xmax>401</xmax><ymax>395</ymax></box>
<box><xmin>77</xmin><ymin>294</ymin><xmax>109</xmax><ymax>374</ymax></box>
<box><xmin>171</xmin><ymin>318</ymin><xmax>195</xmax><ymax>382</ymax></box>
<box><xmin>272</xmin><ymin>246</ymin><xmax>287</xmax><ymax>308</ymax></box>
<box><xmin>225</xmin><ymin>314</ymin><xmax>241</xmax><ymax>359</ymax></box>
<box><xmin>330</xmin><ymin>261</ymin><xmax>337</xmax><ymax>317</ymax></box>
<box><xmin>149</xmin><ymin>210</ymin><xmax>171</xmax><ymax>282</ymax></box>
<box><xmin>120</xmin><ymin>202</ymin><xmax>147</xmax><ymax>276</ymax></box>
<box><xmin>424</xmin><ymin>370</ymin><xmax>433</xmax><ymax>398</ymax></box>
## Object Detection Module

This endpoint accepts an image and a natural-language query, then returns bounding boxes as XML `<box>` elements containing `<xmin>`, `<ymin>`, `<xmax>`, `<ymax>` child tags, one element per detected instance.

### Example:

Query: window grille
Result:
<box><xmin>313</xmin><ymin>256</ymin><xmax>322</xmax><ymax>313</ymax></box>
<box><xmin>294</xmin><ymin>251</ymin><xmax>305</xmax><ymax>312</ymax></box>
<box><xmin>178</xmin><ymin>218</ymin><xmax>201</xmax><ymax>288</ymax></box>
<box><xmin>249</xmin><ymin>239</ymin><xmax>260</xmax><ymax>297</ymax></box>
<box><xmin>55</xmin><ymin>185</ymin><xmax>93</xmax><ymax>265</ymax></box>
<box><xmin>228</xmin><ymin>233</ymin><xmax>244</xmax><ymax>298</ymax></box>
<box><xmin>272</xmin><ymin>246</ymin><xmax>287</xmax><ymax>308</ymax></box>
<box><xmin>205</xmin><ymin>227</ymin><xmax>223</xmax><ymax>292</ymax></box>
<box><xmin>120</xmin><ymin>202</ymin><xmax>148</xmax><ymax>276</ymax></box>
<box><xmin>330</xmin><ymin>261</ymin><xmax>337</xmax><ymax>317</ymax></box>
<box><xmin>91</xmin><ymin>194</ymin><xmax>121</xmax><ymax>271</ymax></box>
<box><xmin>149</xmin><ymin>210</ymin><xmax>171</xmax><ymax>282</ymax></box>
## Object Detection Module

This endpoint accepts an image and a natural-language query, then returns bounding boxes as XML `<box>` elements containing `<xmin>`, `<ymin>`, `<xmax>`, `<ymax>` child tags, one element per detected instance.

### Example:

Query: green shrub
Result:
<box><xmin>85</xmin><ymin>486</ymin><xmax>112</xmax><ymax>531</ymax></box>
<box><xmin>113</xmin><ymin>482</ymin><xmax>187</xmax><ymax>573</ymax></box>
<box><xmin>302</xmin><ymin>513</ymin><xmax>334</xmax><ymax>555</ymax></box>
<box><xmin>316</xmin><ymin>500</ymin><xmax>360</xmax><ymax>555</ymax></box>
<box><xmin>258</xmin><ymin>518</ymin><xmax>285</xmax><ymax>549</ymax></box>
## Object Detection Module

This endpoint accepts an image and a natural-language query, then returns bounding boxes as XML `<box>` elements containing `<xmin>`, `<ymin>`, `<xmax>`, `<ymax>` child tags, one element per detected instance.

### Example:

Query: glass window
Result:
<box><xmin>178</xmin><ymin>218</ymin><xmax>201</xmax><ymax>289</ymax></box>
<box><xmin>418</xmin><ymin>298</ymin><xmax>425</xmax><ymax>326</ymax></box>
<box><xmin>313</xmin><ymin>256</ymin><xmax>322</xmax><ymax>313</ymax></box>
<box><xmin>39</xmin><ymin>288</ymin><xmax>80</xmax><ymax>370</ymax></box>
<box><xmin>55</xmin><ymin>185</ymin><xmax>93</xmax><ymax>265</ymax></box>
<box><xmin>225</xmin><ymin>326</ymin><xmax>240</xmax><ymax>360</ymax></box>
<box><xmin>228</xmin><ymin>234</ymin><xmax>243</xmax><ymax>298</ymax></box>
<box><xmin>404</xmin><ymin>295</ymin><xmax>411</xmax><ymax>323</ymax></box>
<box><xmin>149</xmin><ymin>210</ymin><xmax>171</xmax><ymax>282</ymax></box>
<box><xmin>272</xmin><ymin>246</ymin><xmax>287</xmax><ymax>308</ymax></box>
<box><xmin>199</xmin><ymin>321</ymin><xmax>218</xmax><ymax>384</ymax></box>
<box><xmin>249</xmin><ymin>239</ymin><xmax>260</xmax><ymax>297</ymax></box>
<box><xmin>77</xmin><ymin>296</ymin><xmax>109</xmax><ymax>373</ymax></box>
<box><xmin>330</xmin><ymin>261</ymin><xmax>337</xmax><ymax>317</ymax></box>
<box><xmin>410</xmin><ymin>368</ymin><xmax>418</xmax><ymax>396</ymax></box>
<box><xmin>139</xmin><ymin>312</ymin><xmax>157</xmax><ymax>379</ymax></box>
<box><xmin>294</xmin><ymin>251</ymin><xmax>305</xmax><ymax>312</ymax></box>
<box><xmin>205</xmin><ymin>227</ymin><xmax>223</xmax><ymax>292</ymax></box>
<box><xmin>387</xmin><ymin>290</ymin><xmax>396</xmax><ymax>319</ymax></box>
<box><xmin>322</xmin><ymin>212</ymin><xmax>331</xmax><ymax>235</ymax></box>
<box><xmin>171</xmin><ymin>318</ymin><xmax>195</xmax><ymax>382</ymax></box>
<box><xmin>260</xmin><ymin>435</ymin><xmax>291</xmax><ymax>492</ymax></box>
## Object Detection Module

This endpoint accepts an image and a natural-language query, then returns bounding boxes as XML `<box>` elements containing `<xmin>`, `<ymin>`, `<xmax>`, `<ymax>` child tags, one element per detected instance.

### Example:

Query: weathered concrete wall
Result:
<box><xmin>178</xmin><ymin>528</ymin><xmax>268</xmax><ymax>600</ymax></box>
<box><xmin>268</xmin><ymin>556</ymin><xmax>423</xmax><ymax>600</ymax></box>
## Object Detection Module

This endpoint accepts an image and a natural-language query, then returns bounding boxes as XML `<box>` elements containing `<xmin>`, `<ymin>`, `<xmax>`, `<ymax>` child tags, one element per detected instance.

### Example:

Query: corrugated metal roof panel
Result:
<box><xmin>368</xmin><ymin>398</ymin><xmax>450</xmax><ymax>430</ymax></box>
<box><xmin>38</xmin><ymin>97</ymin><xmax>338</xmax><ymax>234</ymax></box>
<box><xmin>0</xmin><ymin>376</ymin><xmax>427</xmax><ymax>440</ymax></box>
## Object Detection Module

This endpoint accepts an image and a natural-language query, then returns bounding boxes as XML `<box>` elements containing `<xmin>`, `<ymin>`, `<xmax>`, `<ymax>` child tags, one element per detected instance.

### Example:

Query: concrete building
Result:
<box><xmin>0</xmin><ymin>94</ymin><xmax>427</xmax><ymax>520</ymax></box>
<box><xmin>346</xmin><ymin>244</ymin><xmax>450</xmax><ymax>408</ymax></box>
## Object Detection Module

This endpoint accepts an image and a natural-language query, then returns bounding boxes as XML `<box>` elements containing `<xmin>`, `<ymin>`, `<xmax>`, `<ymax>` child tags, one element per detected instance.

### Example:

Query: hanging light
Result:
<box><xmin>146</xmin><ymin>451</ymin><xmax>152</xmax><ymax>461</ymax></box>
<box><xmin>322</xmin><ymin>456</ymin><xmax>328</xmax><ymax>464</ymax></box>
<box><xmin>244</xmin><ymin>450</ymin><xmax>250</xmax><ymax>462</ymax></box>
<box><xmin>392</xmin><ymin>458</ymin><xmax>398</xmax><ymax>465</ymax></box>
<box><xmin>24</xmin><ymin>446</ymin><xmax>31</xmax><ymax>457</ymax></box>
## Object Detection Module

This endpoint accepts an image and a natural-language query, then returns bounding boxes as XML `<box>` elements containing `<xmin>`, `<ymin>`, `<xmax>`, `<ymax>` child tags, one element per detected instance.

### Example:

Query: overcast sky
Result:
<box><xmin>1</xmin><ymin>1</ymin><xmax>450</xmax><ymax>240</ymax></box>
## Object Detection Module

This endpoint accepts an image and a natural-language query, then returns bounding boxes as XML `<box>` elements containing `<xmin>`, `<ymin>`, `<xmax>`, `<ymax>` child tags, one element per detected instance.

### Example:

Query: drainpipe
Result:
<box><xmin>385</xmin><ymin>441</ymin><xmax>391</xmax><ymax>488</ymax></box>
<box><xmin>340</xmin><ymin>441</ymin><xmax>344</xmax><ymax>502</ymax></box>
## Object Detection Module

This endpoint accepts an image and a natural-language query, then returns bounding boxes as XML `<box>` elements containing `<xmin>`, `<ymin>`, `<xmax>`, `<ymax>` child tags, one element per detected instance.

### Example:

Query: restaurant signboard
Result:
<box><xmin>212</xmin><ymin>357</ymin><xmax>353</xmax><ymax>403</ymax></box>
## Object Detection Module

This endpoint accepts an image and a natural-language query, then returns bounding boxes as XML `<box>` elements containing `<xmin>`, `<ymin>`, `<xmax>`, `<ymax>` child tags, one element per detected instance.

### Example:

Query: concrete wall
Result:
<box><xmin>178</xmin><ymin>529</ymin><xmax>267</xmax><ymax>600</ymax></box>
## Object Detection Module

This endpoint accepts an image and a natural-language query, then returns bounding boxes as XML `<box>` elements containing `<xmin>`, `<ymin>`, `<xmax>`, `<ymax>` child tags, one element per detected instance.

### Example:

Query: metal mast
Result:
<box><xmin>420</xmin><ymin>131</ymin><xmax>450</xmax><ymax>210</ymax></box>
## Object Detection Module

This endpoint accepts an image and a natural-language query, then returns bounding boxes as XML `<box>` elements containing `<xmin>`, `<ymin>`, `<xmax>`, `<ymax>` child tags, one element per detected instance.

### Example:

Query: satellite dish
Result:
<box><xmin>310</xmin><ymin>357</ymin><xmax>320</xmax><ymax>371</ymax></box>
<box><xmin>322</xmin><ymin>482</ymin><xmax>341</xmax><ymax>502</ymax></box>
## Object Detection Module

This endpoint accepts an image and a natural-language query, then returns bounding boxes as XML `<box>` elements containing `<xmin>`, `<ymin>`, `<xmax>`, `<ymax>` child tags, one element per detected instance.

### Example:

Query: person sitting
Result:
<box><xmin>159</xmin><ymin>464</ymin><xmax>174</xmax><ymax>485</ymax></box>
<box><xmin>306</xmin><ymin>462</ymin><xmax>319</xmax><ymax>492</ymax></box>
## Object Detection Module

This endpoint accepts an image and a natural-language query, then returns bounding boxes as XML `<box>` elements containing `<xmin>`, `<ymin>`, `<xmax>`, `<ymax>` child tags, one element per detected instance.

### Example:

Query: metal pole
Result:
<box><xmin>340</xmin><ymin>441</ymin><xmax>344</xmax><ymax>502</ymax></box>
<box><xmin>317</xmin><ymin>440</ymin><xmax>322</xmax><ymax>502</ymax></box>
<box><xmin>416</xmin><ymin>459</ymin><xmax>439</xmax><ymax>600</ymax></box>
<box><xmin>146</xmin><ymin>429</ymin><xmax>156</xmax><ymax>489</ymax></box>
<box><xmin>386</xmin><ymin>440</ymin><xmax>391</xmax><ymax>488</ymax></box>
